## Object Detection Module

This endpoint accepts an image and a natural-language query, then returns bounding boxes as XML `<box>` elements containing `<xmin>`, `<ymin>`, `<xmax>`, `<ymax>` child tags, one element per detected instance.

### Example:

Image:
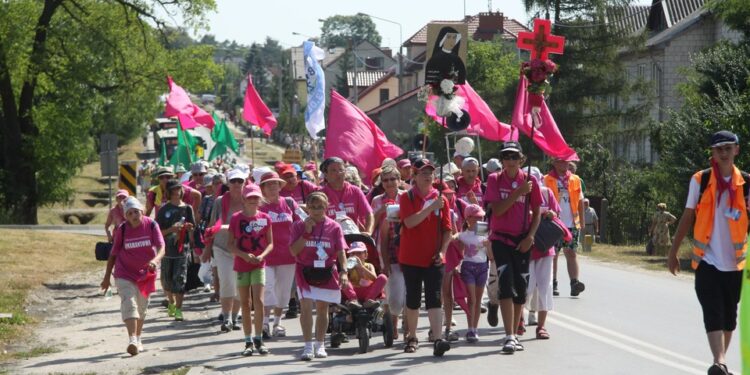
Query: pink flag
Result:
<box><xmin>325</xmin><ymin>91</ymin><xmax>403</xmax><ymax>184</ymax></box>
<box><xmin>511</xmin><ymin>74</ymin><xmax>578</xmax><ymax>161</ymax></box>
<box><xmin>425</xmin><ymin>82</ymin><xmax>517</xmax><ymax>141</ymax></box>
<box><xmin>243</xmin><ymin>75</ymin><xmax>277</xmax><ymax>136</ymax></box>
<box><xmin>165</xmin><ymin>76</ymin><xmax>215</xmax><ymax>129</ymax></box>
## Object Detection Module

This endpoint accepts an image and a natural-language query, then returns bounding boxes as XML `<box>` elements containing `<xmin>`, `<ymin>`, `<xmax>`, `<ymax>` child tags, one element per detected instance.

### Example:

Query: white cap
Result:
<box><xmin>226</xmin><ymin>168</ymin><xmax>249</xmax><ymax>181</ymax></box>
<box><xmin>123</xmin><ymin>197</ymin><xmax>144</xmax><ymax>212</ymax></box>
<box><xmin>483</xmin><ymin>158</ymin><xmax>501</xmax><ymax>173</ymax></box>
<box><xmin>252</xmin><ymin>166</ymin><xmax>273</xmax><ymax>184</ymax></box>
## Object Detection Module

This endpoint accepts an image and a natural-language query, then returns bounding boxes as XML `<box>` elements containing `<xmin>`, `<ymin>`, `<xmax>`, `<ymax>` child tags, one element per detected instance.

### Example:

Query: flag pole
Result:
<box><xmin>250</xmin><ymin>127</ymin><xmax>256</xmax><ymax>166</ymax></box>
<box><xmin>178</xmin><ymin>118</ymin><xmax>193</xmax><ymax>165</ymax></box>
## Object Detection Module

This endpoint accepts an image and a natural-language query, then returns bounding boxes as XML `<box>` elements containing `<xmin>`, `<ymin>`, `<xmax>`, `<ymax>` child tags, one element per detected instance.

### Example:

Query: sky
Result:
<box><xmin>197</xmin><ymin>0</ymin><xmax>532</xmax><ymax>52</ymax></box>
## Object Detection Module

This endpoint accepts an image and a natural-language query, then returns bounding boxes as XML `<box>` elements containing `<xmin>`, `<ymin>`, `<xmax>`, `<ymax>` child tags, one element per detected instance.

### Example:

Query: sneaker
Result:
<box><xmin>167</xmin><ymin>303</ymin><xmax>176</xmax><ymax>317</ymax></box>
<box><xmin>174</xmin><ymin>308</ymin><xmax>184</xmax><ymax>321</ymax></box>
<box><xmin>444</xmin><ymin>328</ymin><xmax>459</xmax><ymax>342</ymax></box>
<box><xmin>527</xmin><ymin>311</ymin><xmax>538</xmax><ymax>326</ymax></box>
<box><xmin>501</xmin><ymin>337</ymin><xmax>516</xmax><ymax>354</ymax></box>
<box><xmin>707</xmin><ymin>363</ymin><xmax>731</xmax><ymax>375</ymax></box>
<box><xmin>253</xmin><ymin>338</ymin><xmax>269</xmax><ymax>355</ymax></box>
<box><xmin>314</xmin><ymin>343</ymin><xmax>327</xmax><ymax>358</ymax></box>
<box><xmin>466</xmin><ymin>331</ymin><xmax>478</xmax><ymax>343</ymax></box>
<box><xmin>272</xmin><ymin>325</ymin><xmax>286</xmax><ymax>337</ymax></box>
<box><xmin>433</xmin><ymin>338</ymin><xmax>450</xmax><ymax>357</ymax></box>
<box><xmin>487</xmin><ymin>303</ymin><xmax>499</xmax><ymax>327</ymax></box>
<box><xmin>127</xmin><ymin>337</ymin><xmax>139</xmax><ymax>356</ymax></box>
<box><xmin>262</xmin><ymin>323</ymin><xmax>271</xmax><ymax>340</ymax></box>
<box><xmin>480</xmin><ymin>305</ymin><xmax>487</xmax><ymax>313</ymax></box>
<box><xmin>516</xmin><ymin>318</ymin><xmax>526</xmax><ymax>336</ymax></box>
<box><xmin>553</xmin><ymin>280</ymin><xmax>559</xmax><ymax>296</ymax></box>
<box><xmin>241</xmin><ymin>341</ymin><xmax>254</xmax><ymax>356</ymax></box>
<box><xmin>220</xmin><ymin>321</ymin><xmax>233</xmax><ymax>333</ymax></box>
<box><xmin>217</xmin><ymin>313</ymin><xmax>224</xmax><ymax>322</ymax></box>
<box><xmin>300</xmin><ymin>346</ymin><xmax>314</xmax><ymax>361</ymax></box>
<box><xmin>136</xmin><ymin>339</ymin><xmax>144</xmax><ymax>353</ymax></box>
<box><xmin>571</xmin><ymin>280</ymin><xmax>586</xmax><ymax>296</ymax></box>
<box><xmin>232</xmin><ymin>323</ymin><xmax>241</xmax><ymax>331</ymax></box>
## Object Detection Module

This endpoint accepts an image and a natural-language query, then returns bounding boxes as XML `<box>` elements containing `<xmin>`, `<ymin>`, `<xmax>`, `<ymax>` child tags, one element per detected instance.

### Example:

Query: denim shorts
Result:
<box><xmin>460</xmin><ymin>261</ymin><xmax>489</xmax><ymax>286</ymax></box>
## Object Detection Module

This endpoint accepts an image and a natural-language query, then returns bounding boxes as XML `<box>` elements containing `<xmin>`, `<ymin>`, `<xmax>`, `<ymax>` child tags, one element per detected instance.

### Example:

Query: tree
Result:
<box><xmin>0</xmin><ymin>0</ymin><xmax>216</xmax><ymax>224</ymax></box>
<box><xmin>335</xmin><ymin>51</ymin><xmax>353</xmax><ymax>98</ymax></box>
<box><xmin>319</xmin><ymin>14</ymin><xmax>382</xmax><ymax>48</ymax></box>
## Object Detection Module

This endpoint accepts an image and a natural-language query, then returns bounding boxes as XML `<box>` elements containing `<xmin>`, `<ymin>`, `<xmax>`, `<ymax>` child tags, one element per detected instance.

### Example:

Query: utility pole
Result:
<box><xmin>350</xmin><ymin>38</ymin><xmax>358</xmax><ymax>104</ymax></box>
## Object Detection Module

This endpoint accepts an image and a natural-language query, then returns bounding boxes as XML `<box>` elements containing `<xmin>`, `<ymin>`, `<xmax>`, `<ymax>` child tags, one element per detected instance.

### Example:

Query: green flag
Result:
<box><xmin>741</xmin><ymin>259</ymin><xmax>749</xmax><ymax>375</ymax></box>
<box><xmin>170</xmin><ymin>121</ymin><xmax>197</xmax><ymax>168</ymax></box>
<box><xmin>159</xmin><ymin>138</ymin><xmax>167</xmax><ymax>166</ymax></box>
<box><xmin>209</xmin><ymin>118</ymin><xmax>239</xmax><ymax>161</ymax></box>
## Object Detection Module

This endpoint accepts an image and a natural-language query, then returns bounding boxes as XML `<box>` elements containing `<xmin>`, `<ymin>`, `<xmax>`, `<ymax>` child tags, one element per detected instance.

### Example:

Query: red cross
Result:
<box><xmin>516</xmin><ymin>19</ymin><xmax>565</xmax><ymax>60</ymax></box>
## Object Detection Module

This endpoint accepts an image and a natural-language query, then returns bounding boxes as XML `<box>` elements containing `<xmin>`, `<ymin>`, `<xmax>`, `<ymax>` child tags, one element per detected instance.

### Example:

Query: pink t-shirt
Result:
<box><xmin>456</xmin><ymin>176</ymin><xmax>484</xmax><ymax>206</ymax></box>
<box><xmin>261</xmin><ymin>196</ymin><xmax>300</xmax><ymax>266</ymax></box>
<box><xmin>290</xmin><ymin>217</ymin><xmax>346</xmax><ymax>291</ymax></box>
<box><xmin>229</xmin><ymin>211</ymin><xmax>271</xmax><ymax>272</ymax></box>
<box><xmin>108</xmin><ymin>205</ymin><xmax>126</xmax><ymax>227</ymax></box>
<box><xmin>185</xmin><ymin>179</ymin><xmax>206</xmax><ymax>196</ymax></box>
<box><xmin>111</xmin><ymin>217</ymin><xmax>165</xmax><ymax>283</ymax></box>
<box><xmin>532</xmin><ymin>187</ymin><xmax>561</xmax><ymax>260</ymax></box>
<box><xmin>280</xmin><ymin>180</ymin><xmax>318</xmax><ymax>205</ymax></box>
<box><xmin>484</xmin><ymin>170</ymin><xmax>543</xmax><ymax>242</ymax></box>
<box><xmin>322</xmin><ymin>182</ymin><xmax>373</xmax><ymax>227</ymax></box>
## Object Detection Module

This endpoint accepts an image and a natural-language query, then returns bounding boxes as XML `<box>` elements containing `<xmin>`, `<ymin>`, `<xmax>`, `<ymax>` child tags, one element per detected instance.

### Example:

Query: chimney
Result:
<box><xmin>381</xmin><ymin>47</ymin><xmax>392</xmax><ymax>58</ymax></box>
<box><xmin>476</xmin><ymin>11</ymin><xmax>504</xmax><ymax>41</ymax></box>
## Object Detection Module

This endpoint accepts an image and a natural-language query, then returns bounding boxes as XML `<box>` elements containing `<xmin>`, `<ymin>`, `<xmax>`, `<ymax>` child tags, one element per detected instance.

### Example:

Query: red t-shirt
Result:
<box><xmin>397</xmin><ymin>188</ymin><xmax>452</xmax><ymax>267</ymax></box>
<box><xmin>456</xmin><ymin>176</ymin><xmax>484</xmax><ymax>206</ymax></box>
<box><xmin>484</xmin><ymin>170</ymin><xmax>543</xmax><ymax>242</ymax></box>
<box><xmin>229</xmin><ymin>211</ymin><xmax>271</xmax><ymax>272</ymax></box>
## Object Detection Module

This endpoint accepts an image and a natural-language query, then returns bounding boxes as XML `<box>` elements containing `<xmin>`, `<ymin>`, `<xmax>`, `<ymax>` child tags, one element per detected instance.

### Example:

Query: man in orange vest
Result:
<box><xmin>544</xmin><ymin>157</ymin><xmax>586</xmax><ymax>297</ymax></box>
<box><xmin>669</xmin><ymin>130</ymin><xmax>746</xmax><ymax>375</ymax></box>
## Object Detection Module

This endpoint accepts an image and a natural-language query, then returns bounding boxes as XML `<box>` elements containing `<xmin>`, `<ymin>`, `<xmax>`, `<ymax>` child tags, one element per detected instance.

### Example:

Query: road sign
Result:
<box><xmin>100</xmin><ymin>134</ymin><xmax>119</xmax><ymax>177</ymax></box>
<box><xmin>118</xmin><ymin>161</ymin><xmax>137</xmax><ymax>197</ymax></box>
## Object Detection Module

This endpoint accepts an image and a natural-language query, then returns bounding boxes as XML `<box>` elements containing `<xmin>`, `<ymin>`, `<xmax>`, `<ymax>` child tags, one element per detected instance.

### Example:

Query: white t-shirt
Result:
<box><xmin>458</xmin><ymin>231</ymin><xmax>489</xmax><ymax>263</ymax></box>
<box><xmin>556</xmin><ymin>180</ymin><xmax>583</xmax><ymax>228</ymax></box>
<box><xmin>685</xmin><ymin>176</ymin><xmax>748</xmax><ymax>271</ymax></box>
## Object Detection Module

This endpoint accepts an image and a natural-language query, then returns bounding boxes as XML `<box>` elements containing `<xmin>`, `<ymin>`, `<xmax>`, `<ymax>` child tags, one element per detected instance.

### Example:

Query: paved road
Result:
<box><xmin>9</xmin><ymin>254</ymin><xmax>741</xmax><ymax>375</ymax></box>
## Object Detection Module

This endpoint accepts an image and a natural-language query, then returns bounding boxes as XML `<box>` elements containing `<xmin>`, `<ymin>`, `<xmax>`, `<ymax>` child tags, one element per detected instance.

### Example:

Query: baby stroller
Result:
<box><xmin>328</xmin><ymin>217</ymin><xmax>394</xmax><ymax>353</ymax></box>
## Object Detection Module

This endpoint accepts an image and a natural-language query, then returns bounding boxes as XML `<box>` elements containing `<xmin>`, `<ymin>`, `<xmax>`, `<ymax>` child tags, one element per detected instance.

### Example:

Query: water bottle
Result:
<box><xmin>346</xmin><ymin>257</ymin><xmax>358</xmax><ymax>271</ymax></box>
<box><xmin>104</xmin><ymin>288</ymin><xmax>113</xmax><ymax>300</ymax></box>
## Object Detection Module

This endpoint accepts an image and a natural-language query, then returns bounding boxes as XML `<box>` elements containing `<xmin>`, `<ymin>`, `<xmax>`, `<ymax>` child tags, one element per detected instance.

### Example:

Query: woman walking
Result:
<box><xmin>100</xmin><ymin>197</ymin><xmax>165</xmax><ymax>356</ymax></box>
<box><xmin>290</xmin><ymin>192</ymin><xmax>349</xmax><ymax>361</ymax></box>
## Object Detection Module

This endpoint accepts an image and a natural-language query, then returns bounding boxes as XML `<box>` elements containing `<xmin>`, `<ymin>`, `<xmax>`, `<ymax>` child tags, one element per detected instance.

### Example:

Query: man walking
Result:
<box><xmin>544</xmin><ymin>157</ymin><xmax>586</xmax><ymax>297</ymax></box>
<box><xmin>669</xmin><ymin>130</ymin><xmax>746</xmax><ymax>375</ymax></box>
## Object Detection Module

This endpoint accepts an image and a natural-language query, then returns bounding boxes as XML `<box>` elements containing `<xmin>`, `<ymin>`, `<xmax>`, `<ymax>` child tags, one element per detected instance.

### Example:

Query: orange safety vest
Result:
<box><xmin>691</xmin><ymin>167</ymin><xmax>748</xmax><ymax>270</ymax></box>
<box><xmin>543</xmin><ymin>174</ymin><xmax>583</xmax><ymax>229</ymax></box>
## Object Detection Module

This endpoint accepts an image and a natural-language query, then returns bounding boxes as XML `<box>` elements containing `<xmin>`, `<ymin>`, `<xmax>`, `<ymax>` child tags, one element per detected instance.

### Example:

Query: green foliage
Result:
<box><xmin>707</xmin><ymin>0</ymin><xmax>750</xmax><ymax>38</ymax></box>
<box><xmin>320</xmin><ymin>14</ymin><xmax>382</xmax><ymax>48</ymax></box>
<box><xmin>0</xmin><ymin>0</ymin><xmax>217</xmax><ymax>223</ymax></box>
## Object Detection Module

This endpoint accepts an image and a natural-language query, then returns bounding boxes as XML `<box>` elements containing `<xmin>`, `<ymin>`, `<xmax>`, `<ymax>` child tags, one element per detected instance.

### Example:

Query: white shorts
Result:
<box><xmin>526</xmin><ymin>256</ymin><xmax>554</xmax><ymax>312</ymax></box>
<box><xmin>385</xmin><ymin>264</ymin><xmax>405</xmax><ymax>314</ymax></box>
<box><xmin>116</xmin><ymin>278</ymin><xmax>149</xmax><ymax>321</ymax></box>
<box><xmin>297</xmin><ymin>286</ymin><xmax>341</xmax><ymax>304</ymax></box>
<box><xmin>214</xmin><ymin>246</ymin><xmax>238</xmax><ymax>299</ymax></box>
<box><xmin>264</xmin><ymin>264</ymin><xmax>296</xmax><ymax>308</ymax></box>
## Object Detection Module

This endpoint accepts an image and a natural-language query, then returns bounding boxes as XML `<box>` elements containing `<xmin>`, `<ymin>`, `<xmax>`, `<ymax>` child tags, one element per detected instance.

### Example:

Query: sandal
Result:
<box><xmin>536</xmin><ymin>326</ymin><xmax>550</xmax><ymax>340</ymax></box>
<box><xmin>404</xmin><ymin>337</ymin><xmax>419</xmax><ymax>353</ymax></box>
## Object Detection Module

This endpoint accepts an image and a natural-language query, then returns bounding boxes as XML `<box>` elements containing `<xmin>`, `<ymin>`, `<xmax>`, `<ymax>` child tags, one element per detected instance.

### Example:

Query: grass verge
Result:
<box><xmin>0</xmin><ymin>229</ymin><xmax>101</xmax><ymax>362</ymax></box>
<box><xmin>585</xmin><ymin>241</ymin><xmax>694</xmax><ymax>273</ymax></box>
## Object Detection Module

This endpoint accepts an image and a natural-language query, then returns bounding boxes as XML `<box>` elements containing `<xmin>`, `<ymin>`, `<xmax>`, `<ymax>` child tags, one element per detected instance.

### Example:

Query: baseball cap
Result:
<box><xmin>483</xmin><ymin>158</ymin><xmax>501</xmax><ymax>173</ymax></box>
<box><xmin>347</xmin><ymin>241</ymin><xmax>368</xmax><ymax>254</ymax></box>
<box><xmin>528</xmin><ymin>166</ymin><xmax>543</xmax><ymax>182</ymax></box>
<box><xmin>413</xmin><ymin>159</ymin><xmax>435</xmax><ymax>171</ymax></box>
<box><xmin>433</xmin><ymin>181</ymin><xmax>455</xmax><ymax>194</ymax></box>
<box><xmin>277</xmin><ymin>163</ymin><xmax>296</xmax><ymax>176</ymax></box>
<box><xmin>463</xmin><ymin>203</ymin><xmax>486</xmax><ymax>218</ymax></box>
<box><xmin>242</xmin><ymin>184</ymin><xmax>262</xmax><ymax>199</ymax></box>
<box><xmin>123</xmin><ymin>196</ymin><xmax>144</xmax><ymax>212</ymax></box>
<box><xmin>711</xmin><ymin>130</ymin><xmax>739</xmax><ymax>147</ymax></box>
<box><xmin>500</xmin><ymin>141</ymin><xmax>523</xmax><ymax>154</ymax></box>
<box><xmin>462</xmin><ymin>157</ymin><xmax>479</xmax><ymax>168</ymax></box>
<box><xmin>397</xmin><ymin>159</ymin><xmax>411</xmax><ymax>169</ymax></box>
<box><xmin>166</xmin><ymin>179</ymin><xmax>182</xmax><ymax>191</ymax></box>
<box><xmin>226</xmin><ymin>168</ymin><xmax>249</xmax><ymax>181</ymax></box>
<box><xmin>259</xmin><ymin>171</ymin><xmax>286</xmax><ymax>186</ymax></box>
<box><xmin>115</xmin><ymin>189</ymin><xmax>129</xmax><ymax>199</ymax></box>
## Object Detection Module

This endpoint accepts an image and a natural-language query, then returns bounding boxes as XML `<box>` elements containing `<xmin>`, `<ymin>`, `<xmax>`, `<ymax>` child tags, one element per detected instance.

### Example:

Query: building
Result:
<box><xmin>614</xmin><ymin>0</ymin><xmax>742</xmax><ymax>163</ymax></box>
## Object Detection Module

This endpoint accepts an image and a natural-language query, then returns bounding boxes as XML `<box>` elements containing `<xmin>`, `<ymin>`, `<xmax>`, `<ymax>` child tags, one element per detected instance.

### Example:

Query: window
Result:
<box><xmin>365</xmin><ymin>57</ymin><xmax>384</xmax><ymax>71</ymax></box>
<box><xmin>379</xmin><ymin>88</ymin><xmax>390</xmax><ymax>104</ymax></box>
<box><xmin>638</xmin><ymin>64</ymin><xmax>647</xmax><ymax>79</ymax></box>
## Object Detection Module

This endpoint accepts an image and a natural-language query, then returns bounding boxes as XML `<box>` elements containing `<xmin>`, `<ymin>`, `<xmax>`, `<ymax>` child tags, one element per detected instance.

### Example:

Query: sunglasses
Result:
<box><xmin>229</xmin><ymin>178</ymin><xmax>245</xmax><ymax>184</ymax></box>
<box><xmin>501</xmin><ymin>153</ymin><xmax>521</xmax><ymax>160</ymax></box>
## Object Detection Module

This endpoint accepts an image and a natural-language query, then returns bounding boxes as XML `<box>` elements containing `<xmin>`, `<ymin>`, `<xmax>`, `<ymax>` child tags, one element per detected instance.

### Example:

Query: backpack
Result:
<box><xmin>697</xmin><ymin>168</ymin><xmax>750</xmax><ymax>204</ymax></box>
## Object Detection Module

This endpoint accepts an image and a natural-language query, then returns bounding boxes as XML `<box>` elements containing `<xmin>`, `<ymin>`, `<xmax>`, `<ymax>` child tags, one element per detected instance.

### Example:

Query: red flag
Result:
<box><xmin>325</xmin><ymin>91</ymin><xmax>403</xmax><ymax>184</ymax></box>
<box><xmin>243</xmin><ymin>75</ymin><xmax>277</xmax><ymax>136</ymax></box>
<box><xmin>165</xmin><ymin>76</ymin><xmax>215</xmax><ymax>129</ymax></box>
<box><xmin>425</xmin><ymin>82</ymin><xmax>517</xmax><ymax>141</ymax></box>
<box><xmin>511</xmin><ymin>74</ymin><xmax>578</xmax><ymax>161</ymax></box>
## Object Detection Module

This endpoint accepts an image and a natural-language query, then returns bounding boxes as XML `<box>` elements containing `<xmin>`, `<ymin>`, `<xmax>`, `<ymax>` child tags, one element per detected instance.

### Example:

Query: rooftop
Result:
<box><xmin>347</xmin><ymin>71</ymin><xmax>391</xmax><ymax>87</ymax></box>
<box><xmin>404</xmin><ymin>13</ymin><xmax>529</xmax><ymax>46</ymax></box>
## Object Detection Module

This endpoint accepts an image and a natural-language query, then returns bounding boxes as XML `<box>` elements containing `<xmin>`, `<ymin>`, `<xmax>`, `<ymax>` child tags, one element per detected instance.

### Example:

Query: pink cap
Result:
<box><xmin>242</xmin><ymin>184</ymin><xmax>262</xmax><ymax>199</ymax></box>
<box><xmin>397</xmin><ymin>159</ymin><xmax>411</xmax><ymax>169</ymax></box>
<box><xmin>463</xmin><ymin>203</ymin><xmax>485</xmax><ymax>218</ymax></box>
<box><xmin>347</xmin><ymin>241</ymin><xmax>368</xmax><ymax>254</ymax></box>
<box><xmin>115</xmin><ymin>189</ymin><xmax>129</xmax><ymax>199</ymax></box>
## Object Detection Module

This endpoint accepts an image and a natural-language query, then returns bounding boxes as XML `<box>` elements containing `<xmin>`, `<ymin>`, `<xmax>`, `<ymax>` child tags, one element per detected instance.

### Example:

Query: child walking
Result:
<box><xmin>455</xmin><ymin>204</ymin><xmax>493</xmax><ymax>343</ymax></box>
<box><xmin>228</xmin><ymin>184</ymin><xmax>274</xmax><ymax>356</ymax></box>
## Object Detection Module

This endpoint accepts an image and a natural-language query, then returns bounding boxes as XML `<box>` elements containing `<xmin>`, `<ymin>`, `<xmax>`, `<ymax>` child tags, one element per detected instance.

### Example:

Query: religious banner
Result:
<box><xmin>303</xmin><ymin>41</ymin><xmax>326</xmax><ymax>139</ymax></box>
<box><xmin>516</xmin><ymin>19</ymin><xmax>565</xmax><ymax>116</ymax></box>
